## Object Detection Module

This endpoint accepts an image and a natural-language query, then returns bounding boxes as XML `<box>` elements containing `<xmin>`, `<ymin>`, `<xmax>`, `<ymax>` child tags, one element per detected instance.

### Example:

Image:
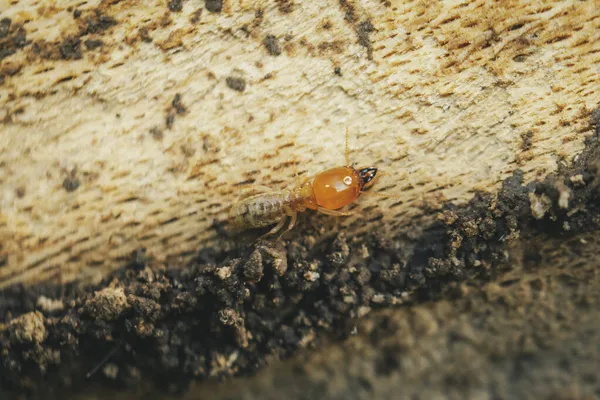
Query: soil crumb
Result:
<box><xmin>205</xmin><ymin>0</ymin><xmax>223</xmax><ymax>13</ymax></box>
<box><xmin>263</xmin><ymin>35</ymin><xmax>282</xmax><ymax>56</ymax></box>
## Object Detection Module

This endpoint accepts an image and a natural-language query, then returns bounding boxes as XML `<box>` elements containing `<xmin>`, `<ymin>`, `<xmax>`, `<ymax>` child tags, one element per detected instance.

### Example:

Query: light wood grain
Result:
<box><xmin>0</xmin><ymin>0</ymin><xmax>598</xmax><ymax>288</ymax></box>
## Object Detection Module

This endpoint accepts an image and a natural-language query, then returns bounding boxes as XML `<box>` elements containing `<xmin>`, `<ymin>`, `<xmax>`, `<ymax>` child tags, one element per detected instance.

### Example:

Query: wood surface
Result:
<box><xmin>0</xmin><ymin>0</ymin><xmax>598</xmax><ymax>288</ymax></box>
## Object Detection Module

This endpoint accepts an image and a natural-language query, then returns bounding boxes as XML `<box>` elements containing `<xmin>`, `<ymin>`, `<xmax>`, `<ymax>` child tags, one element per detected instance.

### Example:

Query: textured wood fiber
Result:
<box><xmin>0</xmin><ymin>0</ymin><xmax>598</xmax><ymax>288</ymax></box>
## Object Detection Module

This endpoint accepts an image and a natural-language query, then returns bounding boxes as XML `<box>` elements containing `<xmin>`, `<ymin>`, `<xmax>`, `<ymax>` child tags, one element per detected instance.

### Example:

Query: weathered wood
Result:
<box><xmin>0</xmin><ymin>0</ymin><xmax>598</xmax><ymax>288</ymax></box>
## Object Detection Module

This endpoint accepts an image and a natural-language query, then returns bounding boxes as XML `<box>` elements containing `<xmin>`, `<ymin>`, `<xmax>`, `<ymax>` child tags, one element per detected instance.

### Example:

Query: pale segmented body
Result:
<box><xmin>231</xmin><ymin>190</ymin><xmax>297</xmax><ymax>229</ymax></box>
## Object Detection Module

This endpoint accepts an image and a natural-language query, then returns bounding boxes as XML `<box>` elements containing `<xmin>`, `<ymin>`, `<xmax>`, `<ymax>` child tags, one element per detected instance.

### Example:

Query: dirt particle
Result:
<box><xmin>529</xmin><ymin>192</ymin><xmax>552</xmax><ymax>220</ymax></box>
<box><xmin>438</xmin><ymin>209</ymin><xmax>459</xmax><ymax>225</ymax></box>
<box><xmin>557</xmin><ymin>181</ymin><xmax>571</xmax><ymax>209</ymax></box>
<box><xmin>304</xmin><ymin>271</ymin><xmax>320</xmax><ymax>282</ymax></box>
<box><xmin>37</xmin><ymin>296</ymin><xmax>65</xmax><ymax>312</ymax></box>
<box><xmin>357</xmin><ymin>20</ymin><xmax>375</xmax><ymax>60</ymax></box>
<box><xmin>243</xmin><ymin>249</ymin><xmax>264</xmax><ymax>282</ymax></box>
<box><xmin>139</xmin><ymin>27</ymin><xmax>153</xmax><ymax>43</ymax></box>
<box><xmin>84</xmin><ymin>39</ymin><xmax>103</xmax><ymax>50</ymax></box>
<box><xmin>103</xmin><ymin>363</ymin><xmax>119</xmax><ymax>379</ymax></box>
<box><xmin>521</xmin><ymin>131</ymin><xmax>533</xmax><ymax>151</ymax></box>
<box><xmin>59</xmin><ymin>37</ymin><xmax>82</xmax><ymax>60</ymax></box>
<box><xmin>570</xmin><ymin>174</ymin><xmax>585</xmax><ymax>186</ymax></box>
<box><xmin>0</xmin><ymin>18</ymin><xmax>11</xmax><ymax>38</ymax></box>
<box><xmin>180</xmin><ymin>143</ymin><xmax>196</xmax><ymax>157</ymax></box>
<box><xmin>62</xmin><ymin>176</ymin><xmax>80</xmax><ymax>192</ymax></box>
<box><xmin>263</xmin><ymin>34</ymin><xmax>282</xmax><ymax>56</ymax></box>
<box><xmin>190</xmin><ymin>8</ymin><xmax>203</xmax><ymax>24</ymax></box>
<box><xmin>163</xmin><ymin>94</ymin><xmax>187</xmax><ymax>129</ymax></box>
<box><xmin>258</xmin><ymin>241</ymin><xmax>288</xmax><ymax>275</ymax></box>
<box><xmin>217</xmin><ymin>266</ymin><xmax>232</xmax><ymax>280</ymax></box>
<box><xmin>150</xmin><ymin>126</ymin><xmax>163</xmax><ymax>140</ymax></box>
<box><xmin>218</xmin><ymin>308</ymin><xmax>239</xmax><ymax>326</ymax></box>
<box><xmin>168</xmin><ymin>0</ymin><xmax>184</xmax><ymax>12</ymax></box>
<box><xmin>8</xmin><ymin>311</ymin><xmax>47</xmax><ymax>344</ymax></box>
<box><xmin>318</xmin><ymin>40</ymin><xmax>345</xmax><ymax>55</ymax></box>
<box><xmin>13</xmin><ymin>27</ymin><xmax>26</xmax><ymax>47</ymax></box>
<box><xmin>0</xmin><ymin>20</ymin><xmax>27</xmax><ymax>61</ymax></box>
<box><xmin>339</xmin><ymin>0</ymin><xmax>356</xmax><ymax>22</ymax></box>
<box><xmin>226</xmin><ymin>76</ymin><xmax>246</xmax><ymax>92</ymax></box>
<box><xmin>83</xmin><ymin>11</ymin><xmax>117</xmax><ymax>35</ymax></box>
<box><xmin>83</xmin><ymin>287</ymin><xmax>130</xmax><ymax>321</ymax></box>
<box><xmin>73</xmin><ymin>9</ymin><xmax>82</xmax><ymax>18</ymax></box>
<box><xmin>254</xmin><ymin>9</ymin><xmax>264</xmax><ymax>26</ymax></box>
<box><xmin>171</xmin><ymin>93</ymin><xmax>187</xmax><ymax>114</ymax></box>
<box><xmin>205</xmin><ymin>0</ymin><xmax>223</xmax><ymax>13</ymax></box>
<box><xmin>15</xmin><ymin>186</ymin><xmax>25</xmax><ymax>198</ymax></box>
<box><xmin>275</xmin><ymin>0</ymin><xmax>295</xmax><ymax>13</ymax></box>
<box><xmin>166</xmin><ymin>113</ymin><xmax>175</xmax><ymax>129</ymax></box>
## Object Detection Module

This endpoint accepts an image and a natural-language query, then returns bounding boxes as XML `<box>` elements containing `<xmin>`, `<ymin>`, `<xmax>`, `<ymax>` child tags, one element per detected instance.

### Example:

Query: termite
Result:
<box><xmin>230</xmin><ymin>128</ymin><xmax>386</xmax><ymax>238</ymax></box>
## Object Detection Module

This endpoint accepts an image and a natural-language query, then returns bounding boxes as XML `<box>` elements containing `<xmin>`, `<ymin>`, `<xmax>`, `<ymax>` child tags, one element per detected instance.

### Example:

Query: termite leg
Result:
<box><xmin>260</xmin><ymin>216</ymin><xmax>287</xmax><ymax>239</ymax></box>
<box><xmin>317</xmin><ymin>206</ymin><xmax>353</xmax><ymax>217</ymax></box>
<box><xmin>278</xmin><ymin>208</ymin><xmax>297</xmax><ymax>239</ymax></box>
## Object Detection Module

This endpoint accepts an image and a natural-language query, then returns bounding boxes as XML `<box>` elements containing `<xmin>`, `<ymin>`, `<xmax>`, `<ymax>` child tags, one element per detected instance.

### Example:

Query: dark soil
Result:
<box><xmin>179</xmin><ymin>230</ymin><xmax>600</xmax><ymax>400</ymax></box>
<box><xmin>1</xmin><ymin>111</ymin><xmax>599</xmax><ymax>399</ymax></box>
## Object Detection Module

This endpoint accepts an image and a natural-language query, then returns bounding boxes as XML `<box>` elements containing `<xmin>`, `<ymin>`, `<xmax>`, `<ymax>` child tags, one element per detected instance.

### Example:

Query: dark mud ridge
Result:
<box><xmin>1</xmin><ymin>114</ymin><xmax>599</xmax><ymax>398</ymax></box>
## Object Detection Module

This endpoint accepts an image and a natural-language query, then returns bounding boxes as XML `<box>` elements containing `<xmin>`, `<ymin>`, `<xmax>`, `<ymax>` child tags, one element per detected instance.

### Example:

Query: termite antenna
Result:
<box><xmin>345</xmin><ymin>127</ymin><xmax>351</xmax><ymax>167</ymax></box>
<box><xmin>292</xmin><ymin>155</ymin><xmax>302</xmax><ymax>187</ymax></box>
<box><xmin>86</xmin><ymin>342</ymin><xmax>120</xmax><ymax>379</ymax></box>
<box><xmin>361</xmin><ymin>191</ymin><xmax>404</xmax><ymax>200</ymax></box>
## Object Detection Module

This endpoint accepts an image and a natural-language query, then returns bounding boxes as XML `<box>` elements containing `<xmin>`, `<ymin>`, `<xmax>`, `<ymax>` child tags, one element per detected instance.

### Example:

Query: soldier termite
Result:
<box><xmin>229</xmin><ymin>128</ymin><xmax>396</xmax><ymax>238</ymax></box>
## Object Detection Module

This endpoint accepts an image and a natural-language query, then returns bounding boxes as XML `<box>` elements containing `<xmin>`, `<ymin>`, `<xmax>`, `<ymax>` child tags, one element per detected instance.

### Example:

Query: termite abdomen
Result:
<box><xmin>230</xmin><ymin>191</ymin><xmax>290</xmax><ymax>229</ymax></box>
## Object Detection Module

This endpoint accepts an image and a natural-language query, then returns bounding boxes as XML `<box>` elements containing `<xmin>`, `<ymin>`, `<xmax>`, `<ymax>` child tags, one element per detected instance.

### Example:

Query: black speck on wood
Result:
<box><xmin>150</xmin><ymin>126</ymin><xmax>164</xmax><ymax>140</ymax></box>
<box><xmin>357</xmin><ymin>20</ymin><xmax>375</xmax><ymax>60</ymax></box>
<box><xmin>63</xmin><ymin>176</ymin><xmax>80</xmax><ymax>192</ymax></box>
<box><xmin>263</xmin><ymin>35</ymin><xmax>282</xmax><ymax>56</ymax></box>
<box><xmin>172</xmin><ymin>94</ymin><xmax>187</xmax><ymax>114</ymax></box>
<box><xmin>190</xmin><ymin>8</ymin><xmax>203</xmax><ymax>24</ymax></box>
<box><xmin>166</xmin><ymin>113</ymin><xmax>176</xmax><ymax>129</ymax></box>
<box><xmin>84</xmin><ymin>13</ymin><xmax>117</xmax><ymax>35</ymax></box>
<box><xmin>226</xmin><ymin>77</ymin><xmax>246</xmax><ymax>92</ymax></box>
<box><xmin>168</xmin><ymin>0</ymin><xmax>183</xmax><ymax>12</ymax></box>
<box><xmin>0</xmin><ymin>21</ymin><xmax>27</xmax><ymax>62</ymax></box>
<box><xmin>0</xmin><ymin>18</ymin><xmax>11</xmax><ymax>39</ymax></box>
<box><xmin>59</xmin><ymin>37</ymin><xmax>82</xmax><ymax>60</ymax></box>
<box><xmin>205</xmin><ymin>0</ymin><xmax>223</xmax><ymax>13</ymax></box>
<box><xmin>84</xmin><ymin>39</ymin><xmax>103</xmax><ymax>50</ymax></box>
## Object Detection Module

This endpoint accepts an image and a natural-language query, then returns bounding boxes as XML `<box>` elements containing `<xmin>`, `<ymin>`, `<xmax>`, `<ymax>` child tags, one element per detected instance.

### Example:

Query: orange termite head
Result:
<box><xmin>358</xmin><ymin>167</ymin><xmax>378</xmax><ymax>191</ymax></box>
<box><xmin>310</xmin><ymin>166</ymin><xmax>379</xmax><ymax>210</ymax></box>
